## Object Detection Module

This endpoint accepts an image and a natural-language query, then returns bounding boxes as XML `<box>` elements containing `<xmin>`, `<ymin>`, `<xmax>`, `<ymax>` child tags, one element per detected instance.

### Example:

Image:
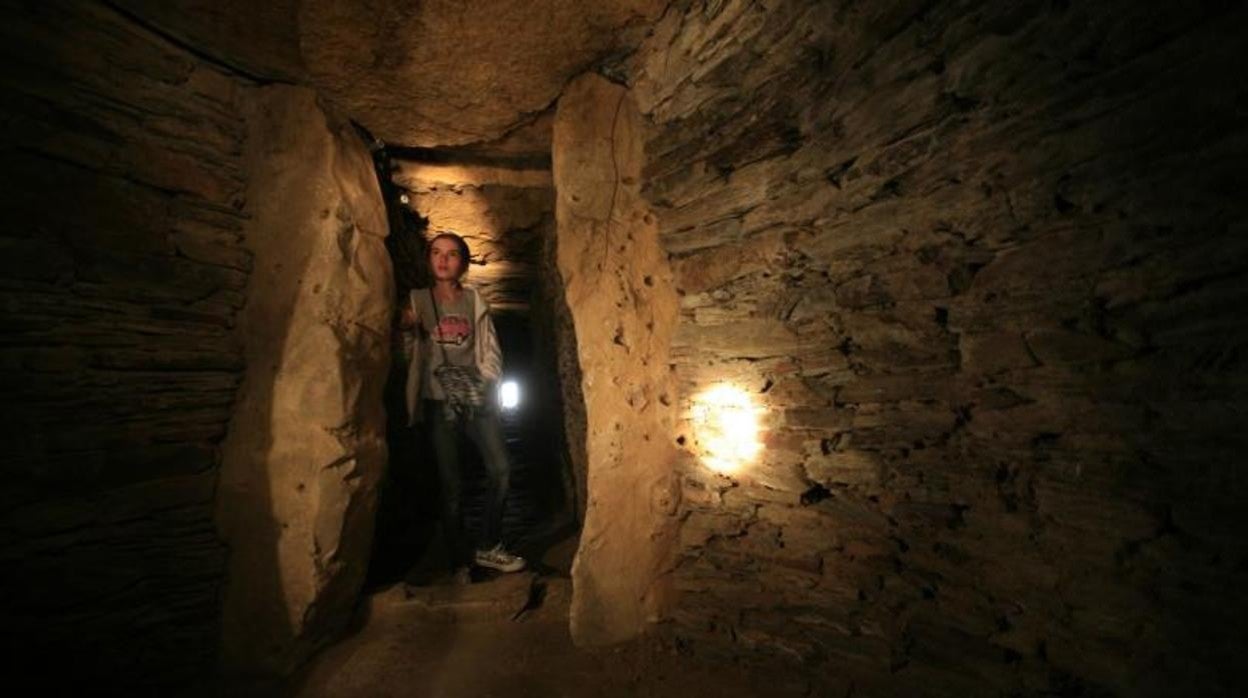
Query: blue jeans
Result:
<box><xmin>424</xmin><ymin>400</ymin><xmax>511</xmax><ymax>570</ymax></box>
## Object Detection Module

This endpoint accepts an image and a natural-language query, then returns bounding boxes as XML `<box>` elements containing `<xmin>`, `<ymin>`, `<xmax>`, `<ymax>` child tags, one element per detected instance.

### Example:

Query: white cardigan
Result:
<box><xmin>402</xmin><ymin>285</ymin><xmax>503</xmax><ymax>425</ymax></box>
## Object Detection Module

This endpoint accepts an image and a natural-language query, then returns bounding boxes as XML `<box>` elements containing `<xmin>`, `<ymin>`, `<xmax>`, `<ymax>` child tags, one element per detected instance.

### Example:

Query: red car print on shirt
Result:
<box><xmin>433</xmin><ymin>314</ymin><xmax>472</xmax><ymax>347</ymax></box>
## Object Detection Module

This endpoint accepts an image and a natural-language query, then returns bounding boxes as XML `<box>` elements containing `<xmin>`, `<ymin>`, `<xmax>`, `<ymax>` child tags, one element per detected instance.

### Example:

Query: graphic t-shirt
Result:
<box><xmin>417</xmin><ymin>289</ymin><xmax>475</xmax><ymax>400</ymax></box>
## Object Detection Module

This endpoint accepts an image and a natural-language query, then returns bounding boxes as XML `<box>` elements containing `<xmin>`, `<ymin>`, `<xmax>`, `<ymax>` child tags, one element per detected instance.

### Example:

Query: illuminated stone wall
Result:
<box><xmin>215</xmin><ymin>86</ymin><xmax>391</xmax><ymax>677</ymax></box>
<box><xmin>627</xmin><ymin>1</ymin><xmax>1248</xmax><ymax>694</ymax></box>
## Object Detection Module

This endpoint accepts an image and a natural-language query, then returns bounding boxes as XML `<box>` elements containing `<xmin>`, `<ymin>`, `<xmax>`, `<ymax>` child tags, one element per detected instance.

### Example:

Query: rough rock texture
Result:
<box><xmin>299</xmin><ymin>0</ymin><xmax>667</xmax><ymax>147</ymax></box>
<box><xmin>216</xmin><ymin>87</ymin><xmax>391</xmax><ymax>677</ymax></box>
<box><xmin>0</xmin><ymin>2</ymin><xmax>251</xmax><ymax>688</ymax></box>
<box><xmin>403</xmin><ymin>109</ymin><xmax>556</xmax><ymax>161</ymax></box>
<box><xmin>553</xmin><ymin>73</ymin><xmax>682</xmax><ymax>645</ymax></box>
<box><xmin>111</xmin><ymin>0</ymin><xmax>305</xmax><ymax>81</ymax></box>
<box><xmin>627</xmin><ymin>0</ymin><xmax>1248</xmax><ymax>694</ymax></box>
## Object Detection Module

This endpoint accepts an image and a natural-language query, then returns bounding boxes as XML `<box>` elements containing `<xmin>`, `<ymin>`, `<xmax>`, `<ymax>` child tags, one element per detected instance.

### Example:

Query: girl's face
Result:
<box><xmin>429</xmin><ymin>237</ymin><xmax>465</xmax><ymax>282</ymax></box>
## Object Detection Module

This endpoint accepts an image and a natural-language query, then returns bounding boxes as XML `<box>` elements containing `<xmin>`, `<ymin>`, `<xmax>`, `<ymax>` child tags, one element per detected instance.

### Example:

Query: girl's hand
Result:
<box><xmin>399</xmin><ymin>306</ymin><xmax>417</xmax><ymax>329</ymax></box>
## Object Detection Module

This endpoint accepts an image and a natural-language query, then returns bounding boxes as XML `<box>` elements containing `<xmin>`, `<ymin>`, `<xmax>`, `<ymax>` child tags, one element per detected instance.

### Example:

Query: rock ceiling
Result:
<box><xmin>300</xmin><ymin>0</ymin><xmax>667</xmax><ymax>148</ymax></box>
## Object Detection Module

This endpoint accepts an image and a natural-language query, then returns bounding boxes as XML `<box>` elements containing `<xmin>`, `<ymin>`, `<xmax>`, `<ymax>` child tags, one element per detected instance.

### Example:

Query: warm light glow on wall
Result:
<box><xmin>690</xmin><ymin>384</ymin><xmax>762</xmax><ymax>476</ymax></box>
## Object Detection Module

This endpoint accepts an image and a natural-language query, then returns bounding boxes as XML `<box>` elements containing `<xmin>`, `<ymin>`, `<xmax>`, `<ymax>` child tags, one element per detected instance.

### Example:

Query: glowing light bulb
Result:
<box><xmin>499</xmin><ymin>380</ymin><xmax>520</xmax><ymax>410</ymax></box>
<box><xmin>690</xmin><ymin>383</ymin><xmax>762</xmax><ymax>476</ymax></box>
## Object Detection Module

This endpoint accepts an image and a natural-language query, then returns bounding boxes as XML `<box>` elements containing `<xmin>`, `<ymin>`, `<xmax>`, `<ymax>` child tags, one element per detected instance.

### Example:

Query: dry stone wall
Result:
<box><xmin>0</xmin><ymin>2</ymin><xmax>252</xmax><ymax>687</ymax></box>
<box><xmin>627</xmin><ymin>1</ymin><xmax>1248</xmax><ymax>695</ymax></box>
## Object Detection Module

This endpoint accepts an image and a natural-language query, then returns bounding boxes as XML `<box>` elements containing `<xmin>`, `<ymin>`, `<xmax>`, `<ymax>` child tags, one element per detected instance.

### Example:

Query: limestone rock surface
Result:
<box><xmin>299</xmin><ymin>0</ymin><xmax>666</xmax><ymax>147</ymax></box>
<box><xmin>553</xmin><ymin>72</ymin><xmax>681</xmax><ymax>645</ymax></box>
<box><xmin>216</xmin><ymin>86</ymin><xmax>391</xmax><ymax>676</ymax></box>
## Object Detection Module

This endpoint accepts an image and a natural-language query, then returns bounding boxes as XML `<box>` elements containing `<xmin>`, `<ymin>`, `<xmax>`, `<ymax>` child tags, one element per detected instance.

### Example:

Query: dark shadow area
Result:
<box><xmin>386</xmin><ymin>143</ymin><xmax>552</xmax><ymax>170</ymax></box>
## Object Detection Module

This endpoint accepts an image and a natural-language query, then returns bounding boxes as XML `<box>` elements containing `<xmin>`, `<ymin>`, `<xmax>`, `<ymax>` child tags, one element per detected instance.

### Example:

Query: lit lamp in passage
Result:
<box><xmin>690</xmin><ymin>383</ymin><xmax>762</xmax><ymax>476</ymax></box>
<box><xmin>499</xmin><ymin>379</ymin><xmax>521</xmax><ymax>410</ymax></box>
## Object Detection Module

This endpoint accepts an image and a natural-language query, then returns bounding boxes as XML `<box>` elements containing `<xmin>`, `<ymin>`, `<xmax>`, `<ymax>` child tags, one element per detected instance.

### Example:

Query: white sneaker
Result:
<box><xmin>474</xmin><ymin>544</ymin><xmax>526</xmax><ymax>573</ymax></box>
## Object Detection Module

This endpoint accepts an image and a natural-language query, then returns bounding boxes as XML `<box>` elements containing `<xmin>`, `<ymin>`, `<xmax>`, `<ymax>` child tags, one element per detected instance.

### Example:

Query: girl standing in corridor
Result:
<box><xmin>400</xmin><ymin>232</ymin><xmax>525</xmax><ymax>578</ymax></box>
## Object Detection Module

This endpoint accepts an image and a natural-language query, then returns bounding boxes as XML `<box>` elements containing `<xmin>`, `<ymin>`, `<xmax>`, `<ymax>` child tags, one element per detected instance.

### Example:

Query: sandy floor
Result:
<box><xmin>288</xmin><ymin>569</ymin><xmax>813</xmax><ymax>698</ymax></box>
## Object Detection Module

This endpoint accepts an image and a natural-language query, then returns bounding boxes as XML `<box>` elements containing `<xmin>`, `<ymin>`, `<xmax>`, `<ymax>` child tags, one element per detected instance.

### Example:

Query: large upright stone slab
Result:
<box><xmin>216</xmin><ymin>86</ymin><xmax>391</xmax><ymax>676</ymax></box>
<box><xmin>553</xmin><ymin>73</ymin><xmax>681</xmax><ymax>645</ymax></box>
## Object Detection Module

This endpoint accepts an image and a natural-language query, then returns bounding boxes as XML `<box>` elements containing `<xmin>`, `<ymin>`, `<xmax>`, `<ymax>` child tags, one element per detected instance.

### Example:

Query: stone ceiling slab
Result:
<box><xmin>300</xmin><ymin>0</ymin><xmax>667</xmax><ymax>147</ymax></box>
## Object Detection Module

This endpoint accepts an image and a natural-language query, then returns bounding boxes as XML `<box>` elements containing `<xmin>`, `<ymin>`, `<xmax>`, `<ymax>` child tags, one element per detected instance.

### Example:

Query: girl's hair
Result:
<box><xmin>428</xmin><ymin>232</ymin><xmax>471</xmax><ymax>280</ymax></box>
